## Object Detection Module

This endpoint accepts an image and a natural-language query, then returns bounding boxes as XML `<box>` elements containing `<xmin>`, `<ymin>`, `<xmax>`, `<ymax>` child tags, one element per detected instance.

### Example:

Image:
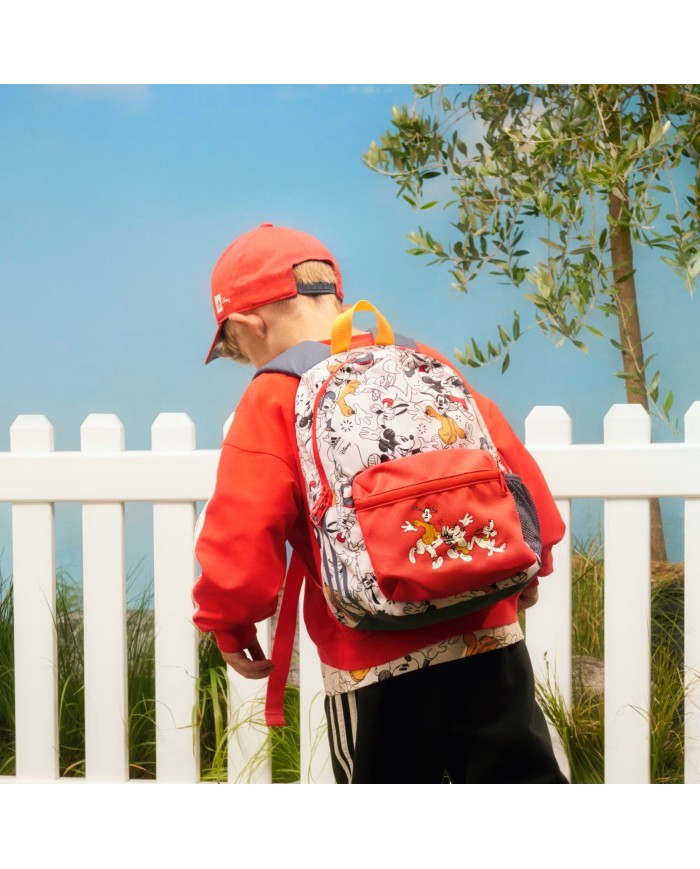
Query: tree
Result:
<box><xmin>364</xmin><ymin>84</ymin><xmax>700</xmax><ymax>562</ymax></box>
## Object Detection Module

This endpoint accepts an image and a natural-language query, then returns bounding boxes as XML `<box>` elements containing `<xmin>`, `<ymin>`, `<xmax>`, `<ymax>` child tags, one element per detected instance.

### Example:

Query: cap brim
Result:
<box><xmin>204</xmin><ymin>321</ymin><xmax>225</xmax><ymax>364</ymax></box>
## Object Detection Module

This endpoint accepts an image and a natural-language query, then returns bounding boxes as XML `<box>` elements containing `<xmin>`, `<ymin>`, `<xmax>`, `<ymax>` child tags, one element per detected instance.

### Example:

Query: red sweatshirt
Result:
<box><xmin>192</xmin><ymin>335</ymin><xmax>565</xmax><ymax>671</ymax></box>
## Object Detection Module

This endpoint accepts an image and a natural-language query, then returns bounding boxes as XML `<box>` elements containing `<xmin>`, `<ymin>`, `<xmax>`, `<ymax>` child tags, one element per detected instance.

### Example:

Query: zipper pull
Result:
<box><xmin>311</xmin><ymin>485</ymin><xmax>333</xmax><ymax>526</ymax></box>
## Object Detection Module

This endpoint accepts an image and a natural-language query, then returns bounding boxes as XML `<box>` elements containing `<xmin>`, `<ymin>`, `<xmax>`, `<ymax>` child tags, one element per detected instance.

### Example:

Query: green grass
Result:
<box><xmin>192</xmin><ymin>632</ymin><xmax>301</xmax><ymax>783</ymax></box>
<box><xmin>216</xmin><ymin>680</ymin><xmax>302</xmax><ymax>783</ymax></box>
<box><xmin>5</xmin><ymin>536</ymin><xmax>684</xmax><ymax>784</ymax></box>
<box><xmin>0</xmin><ymin>565</ymin><xmax>300</xmax><ymax>782</ymax></box>
<box><xmin>536</xmin><ymin>536</ymin><xmax>688</xmax><ymax>784</ymax></box>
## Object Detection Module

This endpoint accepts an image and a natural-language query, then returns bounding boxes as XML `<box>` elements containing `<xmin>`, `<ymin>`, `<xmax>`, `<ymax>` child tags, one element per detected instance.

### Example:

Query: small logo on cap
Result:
<box><xmin>214</xmin><ymin>294</ymin><xmax>230</xmax><ymax>314</ymax></box>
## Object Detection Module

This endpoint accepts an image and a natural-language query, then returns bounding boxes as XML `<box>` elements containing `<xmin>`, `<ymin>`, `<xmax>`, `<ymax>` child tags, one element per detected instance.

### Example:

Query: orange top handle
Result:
<box><xmin>330</xmin><ymin>300</ymin><xmax>395</xmax><ymax>354</ymax></box>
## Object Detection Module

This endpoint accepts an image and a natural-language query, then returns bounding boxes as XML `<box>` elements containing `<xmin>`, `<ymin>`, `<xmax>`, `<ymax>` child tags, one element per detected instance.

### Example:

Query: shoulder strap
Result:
<box><xmin>264</xmin><ymin>551</ymin><xmax>306</xmax><ymax>727</ymax></box>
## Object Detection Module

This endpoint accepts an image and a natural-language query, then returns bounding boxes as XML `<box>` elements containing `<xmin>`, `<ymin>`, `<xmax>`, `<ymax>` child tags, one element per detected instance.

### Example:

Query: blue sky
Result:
<box><xmin>1</xmin><ymin>83</ymin><xmax>698</xmax><ymax>575</ymax></box>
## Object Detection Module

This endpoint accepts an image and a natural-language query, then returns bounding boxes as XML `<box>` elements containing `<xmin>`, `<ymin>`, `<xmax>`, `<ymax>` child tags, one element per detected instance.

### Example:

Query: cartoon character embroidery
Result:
<box><xmin>369</xmin><ymin>394</ymin><xmax>410</xmax><ymax>426</ymax></box>
<box><xmin>318</xmin><ymin>391</ymin><xmax>338</xmax><ymax>431</ymax></box>
<box><xmin>356</xmin><ymin>571</ymin><xmax>382</xmax><ymax>608</ymax></box>
<box><xmin>337</xmin><ymin>380</ymin><xmax>360</xmax><ymax>417</ymax></box>
<box><xmin>375</xmin><ymin>645</ymin><xmax>444</xmax><ymax>682</ymax></box>
<box><xmin>470</xmin><ymin>519</ymin><xmax>507</xmax><ymax>556</ymax></box>
<box><xmin>403</xmin><ymin>352</ymin><xmax>440</xmax><ymax>378</ymax></box>
<box><xmin>434</xmin><ymin>392</ymin><xmax>475</xmax><ymax>423</ymax></box>
<box><xmin>295</xmin><ymin>394</ymin><xmax>314</xmax><ymax>433</ymax></box>
<box><xmin>325</xmin><ymin>353</ymin><xmax>373</xmax><ymax>421</ymax></box>
<box><xmin>359</xmin><ymin>426</ymin><xmax>420</xmax><ymax>467</ymax></box>
<box><xmin>462</xmin><ymin>631</ymin><xmax>503</xmax><ymax>657</ymax></box>
<box><xmin>323</xmin><ymin>582</ymin><xmax>347</xmax><ymax>622</ymax></box>
<box><xmin>402</xmin><ymin>506</ymin><xmax>444</xmax><ymax>569</ymax></box>
<box><xmin>425</xmin><ymin>405</ymin><xmax>467</xmax><ymax>445</ymax></box>
<box><xmin>327</xmin><ymin>352</ymin><xmax>374</xmax><ymax>380</ymax></box>
<box><xmin>377</xmin><ymin>428</ymin><xmax>418</xmax><ymax>460</ymax></box>
<box><xmin>323</xmin><ymin>570</ymin><xmax>369</xmax><ymax>625</ymax></box>
<box><xmin>441</xmin><ymin>513</ymin><xmax>475</xmax><ymax>561</ymax></box>
<box><xmin>326</xmin><ymin>511</ymin><xmax>360</xmax><ymax>549</ymax></box>
<box><xmin>401</xmin><ymin>600</ymin><xmax>437</xmax><ymax>616</ymax></box>
<box><xmin>442</xmin><ymin>516</ymin><xmax>506</xmax><ymax>559</ymax></box>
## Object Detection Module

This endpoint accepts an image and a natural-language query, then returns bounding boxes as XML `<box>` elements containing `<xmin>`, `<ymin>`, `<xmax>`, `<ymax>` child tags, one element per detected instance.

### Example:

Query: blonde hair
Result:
<box><xmin>214</xmin><ymin>260</ymin><xmax>338</xmax><ymax>364</ymax></box>
<box><xmin>290</xmin><ymin>260</ymin><xmax>336</xmax><ymax>286</ymax></box>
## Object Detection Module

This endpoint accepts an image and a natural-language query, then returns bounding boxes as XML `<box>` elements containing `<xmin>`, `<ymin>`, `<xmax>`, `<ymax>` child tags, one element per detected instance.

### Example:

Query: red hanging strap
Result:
<box><xmin>264</xmin><ymin>551</ymin><xmax>306</xmax><ymax>727</ymax></box>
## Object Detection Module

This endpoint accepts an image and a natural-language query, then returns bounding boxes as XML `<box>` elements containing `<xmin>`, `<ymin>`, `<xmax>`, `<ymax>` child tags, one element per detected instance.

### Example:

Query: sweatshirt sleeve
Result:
<box><xmin>192</xmin><ymin>375</ymin><xmax>302</xmax><ymax>654</ymax></box>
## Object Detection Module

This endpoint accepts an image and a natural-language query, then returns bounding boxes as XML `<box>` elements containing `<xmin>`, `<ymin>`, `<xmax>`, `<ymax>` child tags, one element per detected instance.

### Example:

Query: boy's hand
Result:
<box><xmin>221</xmin><ymin>638</ymin><xmax>275</xmax><ymax>679</ymax></box>
<box><xmin>517</xmin><ymin>583</ymin><xmax>539</xmax><ymax>612</ymax></box>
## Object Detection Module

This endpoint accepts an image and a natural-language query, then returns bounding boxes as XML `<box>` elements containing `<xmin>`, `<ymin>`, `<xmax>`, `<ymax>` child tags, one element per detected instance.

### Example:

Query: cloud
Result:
<box><xmin>47</xmin><ymin>84</ymin><xmax>152</xmax><ymax>108</ymax></box>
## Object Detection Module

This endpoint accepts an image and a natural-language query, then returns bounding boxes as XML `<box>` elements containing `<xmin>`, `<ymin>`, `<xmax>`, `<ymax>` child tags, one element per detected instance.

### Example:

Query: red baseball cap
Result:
<box><xmin>205</xmin><ymin>223</ymin><xmax>343</xmax><ymax>363</ymax></box>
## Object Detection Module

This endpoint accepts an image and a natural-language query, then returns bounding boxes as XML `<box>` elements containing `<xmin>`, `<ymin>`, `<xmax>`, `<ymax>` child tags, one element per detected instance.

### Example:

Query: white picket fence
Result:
<box><xmin>1</xmin><ymin>402</ymin><xmax>699</xmax><ymax>784</ymax></box>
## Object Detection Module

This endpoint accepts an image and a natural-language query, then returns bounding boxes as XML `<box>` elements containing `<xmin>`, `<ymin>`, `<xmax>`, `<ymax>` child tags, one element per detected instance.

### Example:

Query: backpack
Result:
<box><xmin>293</xmin><ymin>300</ymin><xmax>542</xmax><ymax>630</ymax></box>
<box><xmin>262</xmin><ymin>300</ymin><xmax>543</xmax><ymax>724</ymax></box>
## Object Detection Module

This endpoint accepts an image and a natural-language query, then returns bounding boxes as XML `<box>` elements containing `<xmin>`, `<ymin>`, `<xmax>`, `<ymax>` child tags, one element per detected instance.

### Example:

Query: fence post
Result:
<box><xmin>604</xmin><ymin>404</ymin><xmax>651</xmax><ymax>783</ymax></box>
<box><xmin>685</xmin><ymin>401</ymin><xmax>700</xmax><ymax>783</ymax></box>
<box><xmin>81</xmin><ymin>414</ymin><xmax>129</xmax><ymax>781</ymax></box>
<box><xmin>525</xmin><ymin>405</ymin><xmax>572</xmax><ymax>780</ymax></box>
<box><xmin>152</xmin><ymin>413</ymin><xmax>200</xmax><ymax>782</ymax></box>
<box><xmin>10</xmin><ymin>415</ymin><xmax>59</xmax><ymax>781</ymax></box>
<box><xmin>299</xmin><ymin>613</ymin><xmax>332</xmax><ymax>783</ymax></box>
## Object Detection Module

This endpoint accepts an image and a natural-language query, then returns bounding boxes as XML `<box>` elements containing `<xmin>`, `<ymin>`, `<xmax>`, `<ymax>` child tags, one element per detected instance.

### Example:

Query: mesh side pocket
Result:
<box><xmin>505</xmin><ymin>474</ymin><xmax>542</xmax><ymax>558</ymax></box>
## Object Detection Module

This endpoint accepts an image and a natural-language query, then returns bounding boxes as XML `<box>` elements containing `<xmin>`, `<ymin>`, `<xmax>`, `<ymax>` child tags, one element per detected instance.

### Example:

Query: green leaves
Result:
<box><xmin>663</xmin><ymin>390</ymin><xmax>675</xmax><ymax>417</ymax></box>
<box><xmin>365</xmin><ymin>83</ymin><xmax>700</xmax><ymax>426</ymax></box>
<box><xmin>455</xmin><ymin>310</ymin><xmax>522</xmax><ymax>372</ymax></box>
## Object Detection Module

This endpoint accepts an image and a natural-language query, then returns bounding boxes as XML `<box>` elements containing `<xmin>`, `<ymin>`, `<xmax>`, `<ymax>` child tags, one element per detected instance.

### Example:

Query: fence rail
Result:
<box><xmin>1</xmin><ymin>403</ymin><xmax>699</xmax><ymax>784</ymax></box>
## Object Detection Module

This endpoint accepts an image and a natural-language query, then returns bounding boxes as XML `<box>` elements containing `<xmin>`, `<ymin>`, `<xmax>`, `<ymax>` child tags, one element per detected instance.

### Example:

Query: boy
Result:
<box><xmin>193</xmin><ymin>222</ymin><xmax>567</xmax><ymax>784</ymax></box>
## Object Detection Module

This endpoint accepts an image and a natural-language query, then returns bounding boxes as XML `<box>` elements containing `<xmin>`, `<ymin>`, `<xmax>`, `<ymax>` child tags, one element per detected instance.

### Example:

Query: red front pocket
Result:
<box><xmin>353</xmin><ymin>449</ymin><xmax>537</xmax><ymax>602</ymax></box>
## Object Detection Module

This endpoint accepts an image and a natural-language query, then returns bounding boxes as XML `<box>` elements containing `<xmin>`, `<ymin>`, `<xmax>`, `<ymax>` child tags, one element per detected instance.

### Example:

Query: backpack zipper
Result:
<box><xmin>309</xmin><ymin>366</ymin><xmax>343</xmax><ymax>526</ymax></box>
<box><xmin>354</xmin><ymin>465</ymin><xmax>507</xmax><ymax>512</ymax></box>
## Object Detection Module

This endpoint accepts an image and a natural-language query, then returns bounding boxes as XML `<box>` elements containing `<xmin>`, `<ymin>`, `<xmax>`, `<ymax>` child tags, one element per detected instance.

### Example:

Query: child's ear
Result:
<box><xmin>227</xmin><ymin>312</ymin><xmax>267</xmax><ymax>340</ymax></box>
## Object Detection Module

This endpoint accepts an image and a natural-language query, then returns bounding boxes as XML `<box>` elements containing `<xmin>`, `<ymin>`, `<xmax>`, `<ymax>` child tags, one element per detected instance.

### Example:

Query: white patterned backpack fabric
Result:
<box><xmin>264</xmin><ymin>301</ymin><xmax>543</xmax><ymax>631</ymax></box>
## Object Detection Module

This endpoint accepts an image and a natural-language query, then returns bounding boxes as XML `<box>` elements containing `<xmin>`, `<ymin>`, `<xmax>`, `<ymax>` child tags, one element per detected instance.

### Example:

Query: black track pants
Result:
<box><xmin>324</xmin><ymin>640</ymin><xmax>568</xmax><ymax>784</ymax></box>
